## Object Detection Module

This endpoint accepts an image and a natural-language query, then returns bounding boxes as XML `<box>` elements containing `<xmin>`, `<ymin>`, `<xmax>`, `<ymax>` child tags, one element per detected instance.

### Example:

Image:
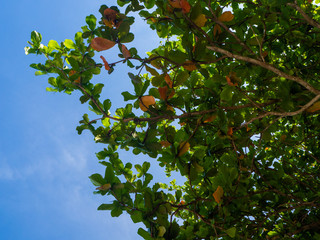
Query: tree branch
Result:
<box><xmin>287</xmin><ymin>2</ymin><xmax>320</xmax><ymax>29</ymax></box>
<box><xmin>207</xmin><ymin>45</ymin><xmax>320</xmax><ymax>95</ymax></box>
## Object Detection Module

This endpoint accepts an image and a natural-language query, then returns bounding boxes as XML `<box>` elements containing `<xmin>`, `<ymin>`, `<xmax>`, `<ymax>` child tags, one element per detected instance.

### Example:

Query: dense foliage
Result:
<box><xmin>26</xmin><ymin>0</ymin><xmax>320</xmax><ymax>239</ymax></box>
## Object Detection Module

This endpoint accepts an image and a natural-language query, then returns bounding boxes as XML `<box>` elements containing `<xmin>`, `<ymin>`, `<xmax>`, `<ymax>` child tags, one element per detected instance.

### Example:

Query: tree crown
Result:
<box><xmin>26</xmin><ymin>0</ymin><xmax>320</xmax><ymax>239</ymax></box>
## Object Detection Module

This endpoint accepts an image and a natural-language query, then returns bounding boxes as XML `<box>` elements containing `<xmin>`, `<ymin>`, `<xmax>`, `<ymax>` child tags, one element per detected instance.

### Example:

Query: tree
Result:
<box><xmin>25</xmin><ymin>0</ymin><xmax>320</xmax><ymax>239</ymax></box>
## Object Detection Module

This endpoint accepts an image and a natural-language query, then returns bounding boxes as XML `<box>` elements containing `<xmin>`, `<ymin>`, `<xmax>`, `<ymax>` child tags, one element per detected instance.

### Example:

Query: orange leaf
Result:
<box><xmin>121</xmin><ymin>44</ymin><xmax>131</xmax><ymax>59</ymax></box>
<box><xmin>165</xmin><ymin>74</ymin><xmax>173</xmax><ymax>88</ymax></box>
<box><xmin>204</xmin><ymin>115</ymin><xmax>216</xmax><ymax>123</ymax></box>
<box><xmin>183</xmin><ymin>60</ymin><xmax>197</xmax><ymax>71</ymax></box>
<box><xmin>227</xmin><ymin>127</ymin><xmax>233</xmax><ymax>136</ymax></box>
<box><xmin>307</xmin><ymin>101</ymin><xmax>320</xmax><ymax>113</ymax></box>
<box><xmin>91</xmin><ymin>37</ymin><xmax>116</xmax><ymax>51</ymax></box>
<box><xmin>178</xmin><ymin>141</ymin><xmax>190</xmax><ymax>157</ymax></box>
<box><xmin>100</xmin><ymin>56</ymin><xmax>110</xmax><ymax>70</ymax></box>
<box><xmin>227</xmin><ymin>72</ymin><xmax>241</xmax><ymax>86</ymax></box>
<box><xmin>69</xmin><ymin>70</ymin><xmax>81</xmax><ymax>83</ymax></box>
<box><xmin>308</xmin><ymin>0</ymin><xmax>312</xmax><ymax>3</ymax></box>
<box><xmin>213</xmin><ymin>24</ymin><xmax>222</xmax><ymax>36</ymax></box>
<box><xmin>139</xmin><ymin>96</ymin><xmax>156</xmax><ymax>111</ymax></box>
<box><xmin>168</xmin><ymin>0</ymin><xmax>190</xmax><ymax>13</ymax></box>
<box><xmin>213</xmin><ymin>186</ymin><xmax>224</xmax><ymax>203</ymax></box>
<box><xmin>226</xmin><ymin>76</ymin><xmax>238</xmax><ymax>86</ymax></box>
<box><xmin>218</xmin><ymin>11</ymin><xmax>234</xmax><ymax>22</ymax></box>
<box><xmin>180</xmin><ymin>0</ymin><xmax>191</xmax><ymax>13</ymax></box>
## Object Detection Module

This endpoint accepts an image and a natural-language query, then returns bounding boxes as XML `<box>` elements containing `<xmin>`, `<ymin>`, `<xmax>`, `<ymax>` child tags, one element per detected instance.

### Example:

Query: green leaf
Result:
<box><xmin>111</xmin><ymin>207</ymin><xmax>123</xmax><ymax>217</ymax></box>
<box><xmin>175</xmin><ymin>71</ymin><xmax>189</xmax><ymax>86</ymax></box>
<box><xmin>31</xmin><ymin>31</ymin><xmax>42</xmax><ymax>44</ymax></box>
<box><xmin>104</xmin><ymin>164</ymin><xmax>115</xmax><ymax>183</ymax></box>
<box><xmin>167</xmin><ymin>50</ymin><xmax>188</xmax><ymax>64</ymax></box>
<box><xmin>86</xmin><ymin>14</ymin><xmax>97</xmax><ymax>31</ymax></box>
<box><xmin>138</xmin><ymin>228</ymin><xmax>152</xmax><ymax>240</ymax></box>
<box><xmin>98</xmin><ymin>203</ymin><xmax>114</xmax><ymax>210</ymax></box>
<box><xmin>120</xmin><ymin>33</ymin><xmax>134</xmax><ymax>43</ymax></box>
<box><xmin>92</xmin><ymin>83</ymin><xmax>104</xmax><ymax>96</ymax></box>
<box><xmin>220</xmin><ymin>86</ymin><xmax>234</xmax><ymax>102</ymax></box>
<box><xmin>103</xmin><ymin>99</ymin><xmax>112</xmax><ymax>111</ymax></box>
<box><xmin>122</xmin><ymin>91</ymin><xmax>137</xmax><ymax>101</ymax></box>
<box><xmin>151</xmin><ymin>74</ymin><xmax>164</xmax><ymax>87</ymax></box>
<box><xmin>131</xmin><ymin>211</ymin><xmax>143</xmax><ymax>223</ymax></box>
<box><xmin>89</xmin><ymin>173</ymin><xmax>105</xmax><ymax>186</ymax></box>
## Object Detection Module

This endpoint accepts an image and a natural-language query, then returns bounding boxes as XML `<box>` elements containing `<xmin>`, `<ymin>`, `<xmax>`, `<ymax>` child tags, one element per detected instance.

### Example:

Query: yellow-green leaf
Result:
<box><xmin>96</xmin><ymin>183</ymin><xmax>111</xmax><ymax>191</ymax></box>
<box><xmin>178</xmin><ymin>141</ymin><xmax>190</xmax><ymax>156</ymax></box>
<box><xmin>194</xmin><ymin>14</ymin><xmax>207</xmax><ymax>28</ymax></box>
<box><xmin>225</xmin><ymin>227</ymin><xmax>236</xmax><ymax>238</ymax></box>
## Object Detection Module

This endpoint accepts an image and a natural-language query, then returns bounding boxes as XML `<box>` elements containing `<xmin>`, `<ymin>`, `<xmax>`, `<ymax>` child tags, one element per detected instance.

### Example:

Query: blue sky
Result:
<box><xmin>0</xmin><ymin>0</ymin><xmax>174</xmax><ymax>239</ymax></box>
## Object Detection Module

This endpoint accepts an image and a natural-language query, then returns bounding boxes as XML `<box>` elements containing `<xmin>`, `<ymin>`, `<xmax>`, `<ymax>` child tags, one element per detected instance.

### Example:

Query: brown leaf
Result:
<box><xmin>160</xmin><ymin>140</ymin><xmax>171</xmax><ymax>148</ymax></box>
<box><xmin>103</xmin><ymin>8</ymin><xmax>121</xmax><ymax>28</ymax></box>
<box><xmin>165</xmin><ymin>74</ymin><xmax>173</xmax><ymax>88</ymax></box>
<box><xmin>213</xmin><ymin>24</ymin><xmax>222</xmax><ymax>36</ymax></box>
<box><xmin>91</xmin><ymin>37</ymin><xmax>116</xmax><ymax>51</ymax></box>
<box><xmin>183</xmin><ymin>60</ymin><xmax>197</xmax><ymax>71</ymax></box>
<box><xmin>166</xmin><ymin>104</ymin><xmax>174</xmax><ymax>112</ymax></box>
<box><xmin>168</xmin><ymin>0</ymin><xmax>180</xmax><ymax>8</ymax></box>
<box><xmin>213</xmin><ymin>186</ymin><xmax>224</xmax><ymax>203</ymax></box>
<box><xmin>100</xmin><ymin>56</ymin><xmax>110</xmax><ymax>70</ymax></box>
<box><xmin>104</xmin><ymin>8</ymin><xmax>118</xmax><ymax>22</ymax></box>
<box><xmin>121</xmin><ymin>44</ymin><xmax>131</xmax><ymax>59</ymax></box>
